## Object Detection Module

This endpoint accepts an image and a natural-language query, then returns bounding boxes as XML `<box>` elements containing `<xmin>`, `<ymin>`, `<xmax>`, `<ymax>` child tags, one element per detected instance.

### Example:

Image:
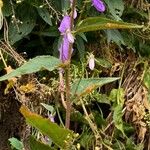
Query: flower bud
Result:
<box><xmin>88</xmin><ymin>54</ymin><xmax>95</xmax><ymax>70</ymax></box>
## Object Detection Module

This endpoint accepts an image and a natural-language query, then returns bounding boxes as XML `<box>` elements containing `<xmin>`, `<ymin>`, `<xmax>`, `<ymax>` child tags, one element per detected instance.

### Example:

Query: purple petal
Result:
<box><xmin>92</xmin><ymin>0</ymin><xmax>105</xmax><ymax>12</ymax></box>
<box><xmin>59</xmin><ymin>35</ymin><xmax>70</xmax><ymax>61</ymax></box>
<box><xmin>58</xmin><ymin>15</ymin><xmax>71</xmax><ymax>33</ymax></box>
<box><xmin>59</xmin><ymin>35</ymin><xmax>73</xmax><ymax>62</ymax></box>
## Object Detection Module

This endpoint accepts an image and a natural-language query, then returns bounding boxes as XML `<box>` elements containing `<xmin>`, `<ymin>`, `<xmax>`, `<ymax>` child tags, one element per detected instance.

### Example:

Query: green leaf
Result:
<box><xmin>71</xmin><ymin>77</ymin><xmax>119</xmax><ymax>98</ymax></box>
<box><xmin>8</xmin><ymin>4</ymin><xmax>37</xmax><ymax>44</ymax></box>
<box><xmin>41</xmin><ymin>103</ymin><xmax>55</xmax><ymax>114</ymax></box>
<box><xmin>144</xmin><ymin>68</ymin><xmax>150</xmax><ymax>91</ymax></box>
<box><xmin>95</xmin><ymin>58</ymin><xmax>112</xmax><ymax>68</ymax></box>
<box><xmin>3</xmin><ymin>0</ymin><xmax>12</xmax><ymax>17</ymax></box>
<box><xmin>105</xmin><ymin>29</ymin><xmax>125</xmax><ymax>47</ymax></box>
<box><xmin>76</xmin><ymin>35</ymin><xmax>85</xmax><ymax>60</ymax></box>
<box><xmin>75</xmin><ymin>17</ymin><xmax>143</xmax><ymax>33</ymax></box>
<box><xmin>111</xmin><ymin>88</ymin><xmax>125</xmax><ymax>135</ymax></box>
<box><xmin>20</xmin><ymin>106</ymin><xmax>74</xmax><ymax>149</ymax></box>
<box><xmin>37</xmin><ymin>27</ymin><xmax>59</xmax><ymax>37</ymax></box>
<box><xmin>104</xmin><ymin>0</ymin><xmax>124</xmax><ymax>20</ymax></box>
<box><xmin>37</xmin><ymin>8</ymin><xmax>52</xmax><ymax>26</ymax></box>
<box><xmin>8</xmin><ymin>137</ymin><xmax>24</xmax><ymax>150</ymax></box>
<box><xmin>29</xmin><ymin>136</ymin><xmax>54</xmax><ymax>150</ymax></box>
<box><xmin>0</xmin><ymin>56</ymin><xmax>61</xmax><ymax>81</ymax></box>
<box><xmin>113</xmin><ymin>104</ymin><xmax>124</xmax><ymax>135</ymax></box>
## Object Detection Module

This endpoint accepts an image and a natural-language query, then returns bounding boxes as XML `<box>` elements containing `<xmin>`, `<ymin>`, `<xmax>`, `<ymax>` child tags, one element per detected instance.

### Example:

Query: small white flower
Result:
<box><xmin>88</xmin><ymin>54</ymin><xmax>95</xmax><ymax>70</ymax></box>
<box><xmin>73</xmin><ymin>8</ymin><xmax>77</xmax><ymax>19</ymax></box>
<box><xmin>49</xmin><ymin>114</ymin><xmax>55</xmax><ymax>122</ymax></box>
<box><xmin>66</xmin><ymin>29</ymin><xmax>75</xmax><ymax>43</ymax></box>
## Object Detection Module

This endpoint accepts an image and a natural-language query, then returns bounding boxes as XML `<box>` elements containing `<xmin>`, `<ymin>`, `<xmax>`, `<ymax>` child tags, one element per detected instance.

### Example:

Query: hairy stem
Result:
<box><xmin>65</xmin><ymin>0</ymin><xmax>76</xmax><ymax>128</ymax></box>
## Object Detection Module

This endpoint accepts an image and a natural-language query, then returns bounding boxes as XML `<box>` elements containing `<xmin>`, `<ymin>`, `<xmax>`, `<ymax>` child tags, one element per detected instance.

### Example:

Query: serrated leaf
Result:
<box><xmin>8</xmin><ymin>4</ymin><xmax>37</xmax><ymax>44</ymax></box>
<box><xmin>71</xmin><ymin>77</ymin><xmax>119</xmax><ymax>97</ymax></box>
<box><xmin>37</xmin><ymin>8</ymin><xmax>52</xmax><ymax>26</ymax></box>
<box><xmin>0</xmin><ymin>56</ymin><xmax>61</xmax><ymax>81</ymax></box>
<box><xmin>20</xmin><ymin>106</ymin><xmax>74</xmax><ymax>149</ymax></box>
<box><xmin>8</xmin><ymin>138</ymin><xmax>24</xmax><ymax>150</ymax></box>
<box><xmin>75</xmin><ymin>17</ymin><xmax>143</xmax><ymax>33</ymax></box>
<box><xmin>29</xmin><ymin>136</ymin><xmax>54</xmax><ymax>150</ymax></box>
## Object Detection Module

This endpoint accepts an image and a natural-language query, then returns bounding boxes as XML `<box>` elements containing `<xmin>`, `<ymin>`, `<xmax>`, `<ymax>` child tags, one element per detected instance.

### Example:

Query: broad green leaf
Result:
<box><xmin>0</xmin><ymin>56</ymin><xmax>61</xmax><ymax>81</ymax></box>
<box><xmin>3</xmin><ymin>0</ymin><xmax>12</xmax><ymax>17</ymax></box>
<box><xmin>71</xmin><ymin>77</ymin><xmax>119</xmax><ymax>97</ymax></box>
<box><xmin>37</xmin><ymin>27</ymin><xmax>59</xmax><ymax>37</ymax></box>
<box><xmin>20</xmin><ymin>106</ymin><xmax>74</xmax><ymax>149</ymax></box>
<box><xmin>29</xmin><ymin>136</ymin><xmax>54</xmax><ymax>150</ymax></box>
<box><xmin>8</xmin><ymin>137</ymin><xmax>24</xmax><ymax>150</ymax></box>
<box><xmin>37</xmin><ymin>8</ymin><xmax>52</xmax><ymax>26</ymax></box>
<box><xmin>8</xmin><ymin>4</ymin><xmax>37</xmax><ymax>44</ymax></box>
<box><xmin>105</xmin><ymin>29</ymin><xmax>125</xmax><ymax>48</ymax></box>
<box><xmin>76</xmin><ymin>35</ymin><xmax>85</xmax><ymax>60</ymax></box>
<box><xmin>104</xmin><ymin>0</ymin><xmax>124</xmax><ymax>20</ymax></box>
<box><xmin>75</xmin><ymin>17</ymin><xmax>143</xmax><ymax>33</ymax></box>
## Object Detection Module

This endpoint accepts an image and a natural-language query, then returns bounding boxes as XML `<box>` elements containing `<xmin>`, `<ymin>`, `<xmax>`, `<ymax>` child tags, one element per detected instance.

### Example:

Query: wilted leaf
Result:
<box><xmin>0</xmin><ymin>56</ymin><xmax>61</xmax><ymax>81</ymax></box>
<box><xmin>20</xmin><ymin>106</ymin><xmax>74</xmax><ymax>149</ymax></box>
<box><xmin>71</xmin><ymin>77</ymin><xmax>119</xmax><ymax>98</ymax></box>
<box><xmin>75</xmin><ymin>17</ymin><xmax>143</xmax><ymax>33</ymax></box>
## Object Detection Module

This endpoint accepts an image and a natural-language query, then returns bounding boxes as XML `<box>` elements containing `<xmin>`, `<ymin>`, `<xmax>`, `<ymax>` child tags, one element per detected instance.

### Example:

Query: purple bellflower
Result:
<box><xmin>92</xmin><ymin>0</ymin><xmax>105</xmax><ymax>12</ymax></box>
<box><xmin>58</xmin><ymin>15</ymin><xmax>74</xmax><ymax>62</ymax></box>
<box><xmin>58</xmin><ymin>15</ymin><xmax>71</xmax><ymax>33</ymax></box>
<box><xmin>59</xmin><ymin>34</ymin><xmax>70</xmax><ymax>62</ymax></box>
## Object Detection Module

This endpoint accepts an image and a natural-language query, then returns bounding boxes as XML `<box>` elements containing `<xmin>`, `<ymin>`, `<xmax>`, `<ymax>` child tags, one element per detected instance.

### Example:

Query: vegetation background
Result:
<box><xmin>0</xmin><ymin>0</ymin><xmax>149</xmax><ymax>150</ymax></box>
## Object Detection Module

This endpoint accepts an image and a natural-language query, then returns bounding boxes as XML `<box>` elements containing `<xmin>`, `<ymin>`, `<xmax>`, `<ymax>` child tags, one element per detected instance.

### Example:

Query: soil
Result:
<box><xmin>0</xmin><ymin>86</ymin><xmax>25</xmax><ymax>150</ymax></box>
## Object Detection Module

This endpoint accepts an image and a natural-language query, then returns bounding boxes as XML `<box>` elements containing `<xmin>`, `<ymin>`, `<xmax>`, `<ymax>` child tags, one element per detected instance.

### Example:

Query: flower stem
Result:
<box><xmin>65</xmin><ymin>0</ymin><xmax>76</xmax><ymax>128</ymax></box>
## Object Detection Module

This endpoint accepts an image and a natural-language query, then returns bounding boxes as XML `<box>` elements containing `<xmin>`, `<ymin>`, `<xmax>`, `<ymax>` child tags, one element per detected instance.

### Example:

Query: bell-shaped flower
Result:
<box><xmin>92</xmin><ymin>0</ymin><xmax>105</xmax><ymax>12</ymax></box>
<box><xmin>88</xmin><ymin>54</ymin><xmax>95</xmax><ymax>70</ymax></box>
<box><xmin>59</xmin><ymin>35</ymin><xmax>73</xmax><ymax>62</ymax></box>
<box><xmin>58</xmin><ymin>15</ymin><xmax>71</xmax><ymax>33</ymax></box>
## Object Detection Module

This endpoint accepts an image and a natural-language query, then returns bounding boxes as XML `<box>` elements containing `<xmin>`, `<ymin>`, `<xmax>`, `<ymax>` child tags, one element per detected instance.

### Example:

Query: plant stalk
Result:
<box><xmin>65</xmin><ymin>0</ymin><xmax>76</xmax><ymax>128</ymax></box>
